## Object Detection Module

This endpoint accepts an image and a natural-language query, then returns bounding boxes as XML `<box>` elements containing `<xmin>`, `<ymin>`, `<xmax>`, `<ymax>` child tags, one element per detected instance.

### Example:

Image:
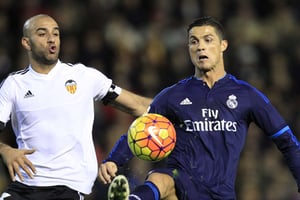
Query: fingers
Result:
<box><xmin>13</xmin><ymin>161</ymin><xmax>25</xmax><ymax>181</ymax></box>
<box><xmin>8</xmin><ymin>165</ymin><xmax>16</xmax><ymax>182</ymax></box>
<box><xmin>23</xmin><ymin>149</ymin><xmax>37</xmax><ymax>175</ymax></box>
<box><xmin>3</xmin><ymin>148</ymin><xmax>36</xmax><ymax>182</ymax></box>
<box><xmin>15</xmin><ymin>149</ymin><xmax>36</xmax><ymax>181</ymax></box>
<box><xmin>24</xmin><ymin>149</ymin><xmax>36</xmax><ymax>155</ymax></box>
<box><xmin>98</xmin><ymin>165</ymin><xmax>113</xmax><ymax>184</ymax></box>
<box><xmin>98</xmin><ymin>162</ymin><xmax>117</xmax><ymax>184</ymax></box>
<box><xmin>20</xmin><ymin>159</ymin><xmax>36</xmax><ymax>179</ymax></box>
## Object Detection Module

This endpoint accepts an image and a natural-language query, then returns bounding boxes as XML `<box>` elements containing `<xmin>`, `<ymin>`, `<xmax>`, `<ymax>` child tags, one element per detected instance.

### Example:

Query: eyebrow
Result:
<box><xmin>189</xmin><ymin>33</ymin><xmax>215</xmax><ymax>40</ymax></box>
<box><xmin>191</xmin><ymin>33</ymin><xmax>214</xmax><ymax>37</ymax></box>
<box><xmin>35</xmin><ymin>27</ymin><xmax>59</xmax><ymax>32</ymax></box>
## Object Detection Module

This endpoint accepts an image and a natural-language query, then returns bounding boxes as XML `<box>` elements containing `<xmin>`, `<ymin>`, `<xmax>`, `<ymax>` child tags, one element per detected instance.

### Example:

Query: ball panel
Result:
<box><xmin>141</xmin><ymin>146</ymin><xmax>152</xmax><ymax>156</ymax></box>
<box><xmin>147</xmin><ymin>139</ymin><xmax>161</xmax><ymax>151</ymax></box>
<box><xmin>135</xmin><ymin>131</ymin><xmax>150</xmax><ymax>142</ymax></box>
<box><xmin>158</xmin><ymin>129</ymin><xmax>169</xmax><ymax>139</ymax></box>
<box><xmin>134</xmin><ymin>121</ymin><xmax>146</xmax><ymax>132</ymax></box>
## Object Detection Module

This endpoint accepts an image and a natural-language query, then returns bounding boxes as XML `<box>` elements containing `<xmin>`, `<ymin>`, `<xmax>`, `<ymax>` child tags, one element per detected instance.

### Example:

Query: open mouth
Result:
<box><xmin>49</xmin><ymin>45</ymin><xmax>57</xmax><ymax>54</ymax></box>
<box><xmin>198</xmin><ymin>55</ymin><xmax>208</xmax><ymax>60</ymax></box>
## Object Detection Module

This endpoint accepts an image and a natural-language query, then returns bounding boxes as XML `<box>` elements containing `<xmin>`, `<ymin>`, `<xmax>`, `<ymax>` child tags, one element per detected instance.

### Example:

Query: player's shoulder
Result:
<box><xmin>3</xmin><ymin>67</ymin><xmax>30</xmax><ymax>82</ymax></box>
<box><xmin>8</xmin><ymin>67</ymin><xmax>30</xmax><ymax>77</ymax></box>
<box><xmin>60</xmin><ymin>61</ymin><xmax>100</xmax><ymax>74</ymax></box>
<box><xmin>170</xmin><ymin>76</ymin><xmax>194</xmax><ymax>89</ymax></box>
<box><xmin>227</xmin><ymin>74</ymin><xmax>269</xmax><ymax>103</ymax></box>
<box><xmin>60</xmin><ymin>61</ymin><xmax>86</xmax><ymax>70</ymax></box>
<box><xmin>167</xmin><ymin>76</ymin><xmax>205</xmax><ymax>92</ymax></box>
<box><xmin>227</xmin><ymin>74</ymin><xmax>257</xmax><ymax>90</ymax></box>
<box><xmin>155</xmin><ymin>77</ymin><xmax>193</xmax><ymax>98</ymax></box>
<box><xmin>0</xmin><ymin>67</ymin><xmax>30</xmax><ymax>89</ymax></box>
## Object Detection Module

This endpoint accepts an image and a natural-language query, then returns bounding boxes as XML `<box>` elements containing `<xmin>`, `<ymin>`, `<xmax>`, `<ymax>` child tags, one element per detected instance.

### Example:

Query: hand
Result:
<box><xmin>98</xmin><ymin>161</ymin><xmax>118</xmax><ymax>184</ymax></box>
<box><xmin>0</xmin><ymin>145</ymin><xmax>36</xmax><ymax>181</ymax></box>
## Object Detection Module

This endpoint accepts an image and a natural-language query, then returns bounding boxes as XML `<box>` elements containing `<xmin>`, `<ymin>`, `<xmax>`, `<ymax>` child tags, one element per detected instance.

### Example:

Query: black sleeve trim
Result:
<box><xmin>102</xmin><ymin>84</ymin><xmax>122</xmax><ymax>105</ymax></box>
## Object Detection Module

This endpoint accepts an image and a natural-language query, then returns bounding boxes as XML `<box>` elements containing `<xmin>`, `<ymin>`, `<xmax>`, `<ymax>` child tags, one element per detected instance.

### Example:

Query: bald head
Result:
<box><xmin>23</xmin><ymin>14</ymin><xmax>58</xmax><ymax>37</ymax></box>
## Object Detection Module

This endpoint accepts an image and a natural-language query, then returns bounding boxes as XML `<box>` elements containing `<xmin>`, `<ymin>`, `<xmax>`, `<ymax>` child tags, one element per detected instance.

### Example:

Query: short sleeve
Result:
<box><xmin>0</xmin><ymin>77</ymin><xmax>14</xmax><ymax>124</ymax></box>
<box><xmin>84</xmin><ymin>66</ymin><xmax>112</xmax><ymax>101</ymax></box>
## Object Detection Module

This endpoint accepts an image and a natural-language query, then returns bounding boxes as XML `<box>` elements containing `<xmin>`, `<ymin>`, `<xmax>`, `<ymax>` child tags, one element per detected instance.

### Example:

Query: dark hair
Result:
<box><xmin>187</xmin><ymin>16</ymin><xmax>225</xmax><ymax>40</ymax></box>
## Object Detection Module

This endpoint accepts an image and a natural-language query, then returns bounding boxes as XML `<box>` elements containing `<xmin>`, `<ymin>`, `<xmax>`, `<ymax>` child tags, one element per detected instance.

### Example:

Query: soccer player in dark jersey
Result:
<box><xmin>99</xmin><ymin>16</ymin><xmax>300</xmax><ymax>200</ymax></box>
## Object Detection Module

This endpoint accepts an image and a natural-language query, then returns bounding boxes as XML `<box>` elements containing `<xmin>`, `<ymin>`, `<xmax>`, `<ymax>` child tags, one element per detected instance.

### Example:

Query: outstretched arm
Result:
<box><xmin>109</xmin><ymin>89</ymin><xmax>152</xmax><ymax>117</ymax></box>
<box><xmin>101</xmin><ymin>84</ymin><xmax>152</xmax><ymax>117</ymax></box>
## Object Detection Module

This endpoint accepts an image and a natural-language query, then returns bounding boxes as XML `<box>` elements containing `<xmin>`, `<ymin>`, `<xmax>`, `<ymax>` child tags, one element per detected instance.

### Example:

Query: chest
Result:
<box><xmin>170</xmin><ymin>86</ymin><xmax>251</xmax><ymax>125</ymax></box>
<box><xmin>12</xmin><ymin>73</ymin><xmax>92</xmax><ymax>112</ymax></box>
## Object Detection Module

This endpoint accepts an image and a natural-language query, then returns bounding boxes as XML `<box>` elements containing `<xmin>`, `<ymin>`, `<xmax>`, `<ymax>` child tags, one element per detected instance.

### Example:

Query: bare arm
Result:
<box><xmin>107</xmin><ymin>89</ymin><xmax>152</xmax><ymax>117</ymax></box>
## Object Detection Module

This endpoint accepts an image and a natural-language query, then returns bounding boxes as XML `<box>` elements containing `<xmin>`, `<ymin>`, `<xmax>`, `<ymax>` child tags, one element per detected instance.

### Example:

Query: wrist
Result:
<box><xmin>0</xmin><ymin>143</ymin><xmax>11</xmax><ymax>156</ymax></box>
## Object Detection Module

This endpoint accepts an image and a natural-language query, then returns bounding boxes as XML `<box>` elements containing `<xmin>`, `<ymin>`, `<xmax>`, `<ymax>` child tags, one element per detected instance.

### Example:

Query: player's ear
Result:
<box><xmin>21</xmin><ymin>37</ymin><xmax>31</xmax><ymax>51</ymax></box>
<box><xmin>221</xmin><ymin>39</ymin><xmax>228</xmax><ymax>52</ymax></box>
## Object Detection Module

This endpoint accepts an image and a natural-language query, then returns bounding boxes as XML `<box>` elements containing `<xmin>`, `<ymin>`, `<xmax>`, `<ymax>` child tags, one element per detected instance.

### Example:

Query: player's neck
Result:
<box><xmin>195</xmin><ymin>69</ymin><xmax>226</xmax><ymax>88</ymax></box>
<box><xmin>30</xmin><ymin>60</ymin><xmax>58</xmax><ymax>74</ymax></box>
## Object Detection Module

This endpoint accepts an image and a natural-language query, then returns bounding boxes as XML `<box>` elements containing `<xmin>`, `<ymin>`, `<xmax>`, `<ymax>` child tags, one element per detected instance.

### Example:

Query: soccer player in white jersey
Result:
<box><xmin>0</xmin><ymin>14</ymin><xmax>151</xmax><ymax>200</ymax></box>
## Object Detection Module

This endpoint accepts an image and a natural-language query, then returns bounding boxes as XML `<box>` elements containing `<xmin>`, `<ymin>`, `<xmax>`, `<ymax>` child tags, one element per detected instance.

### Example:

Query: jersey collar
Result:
<box><xmin>29</xmin><ymin>60</ymin><xmax>61</xmax><ymax>79</ymax></box>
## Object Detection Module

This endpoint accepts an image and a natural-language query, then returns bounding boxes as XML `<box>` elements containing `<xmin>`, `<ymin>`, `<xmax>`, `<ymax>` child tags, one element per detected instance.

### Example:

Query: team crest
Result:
<box><xmin>65</xmin><ymin>80</ymin><xmax>77</xmax><ymax>94</ymax></box>
<box><xmin>226</xmin><ymin>94</ymin><xmax>238</xmax><ymax>109</ymax></box>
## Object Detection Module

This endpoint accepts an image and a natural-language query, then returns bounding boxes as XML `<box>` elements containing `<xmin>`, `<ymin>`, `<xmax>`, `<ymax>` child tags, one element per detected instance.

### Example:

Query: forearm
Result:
<box><xmin>110</xmin><ymin>89</ymin><xmax>152</xmax><ymax>117</ymax></box>
<box><xmin>0</xmin><ymin>142</ymin><xmax>11</xmax><ymax>156</ymax></box>
<box><xmin>272</xmin><ymin>129</ymin><xmax>300</xmax><ymax>190</ymax></box>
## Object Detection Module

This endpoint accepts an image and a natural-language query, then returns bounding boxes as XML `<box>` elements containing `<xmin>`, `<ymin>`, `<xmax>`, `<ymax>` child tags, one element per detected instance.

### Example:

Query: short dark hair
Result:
<box><xmin>187</xmin><ymin>16</ymin><xmax>225</xmax><ymax>40</ymax></box>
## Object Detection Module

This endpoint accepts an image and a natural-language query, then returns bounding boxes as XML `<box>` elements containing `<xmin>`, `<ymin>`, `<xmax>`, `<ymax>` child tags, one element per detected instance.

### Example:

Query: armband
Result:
<box><xmin>102</xmin><ymin>84</ymin><xmax>122</xmax><ymax>105</ymax></box>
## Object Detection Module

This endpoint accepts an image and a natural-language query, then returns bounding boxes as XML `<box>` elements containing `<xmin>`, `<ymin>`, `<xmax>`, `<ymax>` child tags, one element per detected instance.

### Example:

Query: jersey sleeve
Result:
<box><xmin>148</xmin><ymin>87</ymin><xmax>173</xmax><ymax>116</ymax></box>
<box><xmin>249</xmin><ymin>88</ymin><xmax>286</xmax><ymax>135</ymax></box>
<box><xmin>147</xmin><ymin>87</ymin><xmax>181</xmax><ymax>129</ymax></box>
<box><xmin>272</xmin><ymin>127</ymin><xmax>300</xmax><ymax>191</ymax></box>
<box><xmin>84</xmin><ymin>66</ymin><xmax>113</xmax><ymax>101</ymax></box>
<box><xmin>103</xmin><ymin>134</ymin><xmax>134</xmax><ymax>166</ymax></box>
<box><xmin>0</xmin><ymin>77</ymin><xmax>14</xmax><ymax>125</ymax></box>
<box><xmin>249</xmin><ymin>88</ymin><xmax>300</xmax><ymax>191</ymax></box>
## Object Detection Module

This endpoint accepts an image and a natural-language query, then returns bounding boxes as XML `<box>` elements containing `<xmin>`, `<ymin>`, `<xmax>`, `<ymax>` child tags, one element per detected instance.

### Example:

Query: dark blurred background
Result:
<box><xmin>0</xmin><ymin>0</ymin><xmax>299</xmax><ymax>199</ymax></box>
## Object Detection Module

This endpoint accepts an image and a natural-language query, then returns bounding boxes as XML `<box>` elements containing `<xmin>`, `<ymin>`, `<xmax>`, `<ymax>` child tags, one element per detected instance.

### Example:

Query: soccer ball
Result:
<box><xmin>127</xmin><ymin>113</ymin><xmax>176</xmax><ymax>162</ymax></box>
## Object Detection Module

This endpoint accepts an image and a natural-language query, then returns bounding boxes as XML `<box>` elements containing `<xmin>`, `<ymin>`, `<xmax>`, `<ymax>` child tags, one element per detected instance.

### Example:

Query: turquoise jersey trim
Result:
<box><xmin>271</xmin><ymin>126</ymin><xmax>290</xmax><ymax>139</ymax></box>
<box><xmin>145</xmin><ymin>181</ymin><xmax>160</xmax><ymax>200</ymax></box>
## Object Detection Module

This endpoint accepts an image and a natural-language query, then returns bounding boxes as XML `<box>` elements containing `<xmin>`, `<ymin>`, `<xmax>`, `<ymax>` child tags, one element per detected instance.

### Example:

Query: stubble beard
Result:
<box><xmin>31</xmin><ymin>51</ymin><xmax>58</xmax><ymax>66</ymax></box>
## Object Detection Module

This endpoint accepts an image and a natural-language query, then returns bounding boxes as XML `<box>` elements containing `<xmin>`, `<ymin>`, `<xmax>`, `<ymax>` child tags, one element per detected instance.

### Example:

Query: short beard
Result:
<box><xmin>31</xmin><ymin>51</ymin><xmax>58</xmax><ymax>65</ymax></box>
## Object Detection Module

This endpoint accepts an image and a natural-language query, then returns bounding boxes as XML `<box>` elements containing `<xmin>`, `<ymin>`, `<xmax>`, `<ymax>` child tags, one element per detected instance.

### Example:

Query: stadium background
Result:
<box><xmin>0</xmin><ymin>0</ymin><xmax>299</xmax><ymax>199</ymax></box>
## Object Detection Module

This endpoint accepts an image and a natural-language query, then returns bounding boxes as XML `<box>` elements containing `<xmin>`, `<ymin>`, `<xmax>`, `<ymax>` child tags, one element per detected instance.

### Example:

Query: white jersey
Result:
<box><xmin>0</xmin><ymin>60</ymin><xmax>113</xmax><ymax>194</ymax></box>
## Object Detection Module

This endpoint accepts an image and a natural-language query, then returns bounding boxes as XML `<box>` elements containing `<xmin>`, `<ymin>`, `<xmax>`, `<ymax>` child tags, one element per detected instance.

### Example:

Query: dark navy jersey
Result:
<box><xmin>106</xmin><ymin>74</ymin><xmax>300</xmax><ymax>198</ymax></box>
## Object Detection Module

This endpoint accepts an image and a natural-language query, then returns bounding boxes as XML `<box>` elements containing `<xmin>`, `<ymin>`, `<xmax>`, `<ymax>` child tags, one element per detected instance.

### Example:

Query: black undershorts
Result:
<box><xmin>0</xmin><ymin>181</ymin><xmax>84</xmax><ymax>200</ymax></box>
